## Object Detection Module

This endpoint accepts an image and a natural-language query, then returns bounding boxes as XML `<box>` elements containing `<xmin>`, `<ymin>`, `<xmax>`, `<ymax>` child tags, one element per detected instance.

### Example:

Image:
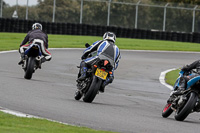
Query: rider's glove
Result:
<box><xmin>85</xmin><ymin>43</ymin><xmax>90</xmax><ymax>48</ymax></box>
<box><xmin>81</xmin><ymin>54</ymin><xmax>87</xmax><ymax>60</ymax></box>
<box><xmin>181</xmin><ymin>65</ymin><xmax>190</xmax><ymax>71</ymax></box>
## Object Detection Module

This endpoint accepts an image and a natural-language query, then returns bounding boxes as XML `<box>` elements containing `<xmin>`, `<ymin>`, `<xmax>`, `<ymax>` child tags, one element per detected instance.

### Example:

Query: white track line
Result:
<box><xmin>159</xmin><ymin>68</ymin><xmax>176</xmax><ymax>90</ymax></box>
<box><xmin>0</xmin><ymin>50</ymin><xmax>17</xmax><ymax>53</ymax></box>
<box><xmin>0</xmin><ymin>106</ymin><xmax>40</xmax><ymax>118</ymax></box>
<box><xmin>0</xmin><ymin>106</ymin><xmax>72</xmax><ymax>125</ymax></box>
<box><xmin>2</xmin><ymin>48</ymin><xmax>200</xmax><ymax>53</ymax></box>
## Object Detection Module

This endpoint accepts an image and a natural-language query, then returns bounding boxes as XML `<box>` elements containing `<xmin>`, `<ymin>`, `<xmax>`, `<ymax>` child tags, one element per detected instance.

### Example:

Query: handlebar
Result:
<box><xmin>180</xmin><ymin>69</ymin><xmax>198</xmax><ymax>76</ymax></box>
<box><xmin>85</xmin><ymin>43</ymin><xmax>90</xmax><ymax>48</ymax></box>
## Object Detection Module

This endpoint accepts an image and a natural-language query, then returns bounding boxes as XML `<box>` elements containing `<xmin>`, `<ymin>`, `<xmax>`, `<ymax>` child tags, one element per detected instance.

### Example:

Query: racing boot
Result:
<box><xmin>78</xmin><ymin>67</ymin><xmax>88</xmax><ymax>81</ymax></box>
<box><xmin>77</xmin><ymin>61</ymin><xmax>88</xmax><ymax>81</ymax></box>
<box><xmin>41</xmin><ymin>57</ymin><xmax>46</xmax><ymax>64</ymax></box>
<box><xmin>38</xmin><ymin>57</ymin><xmax>46</xmax><ymax>69</ymax></box>
<box><xmin>99</xmin><ymin>76</ymin><xmax>114</xmax><ymax>93</ymax></box>
<box><xmin>18</xmin><ymin>53</ymin><xmax>25</xmax><ymax>65</ymax></box>
<box><xmin>35</xmin><ymin>56</ymin><xmax>42</xmax><ymax>69</ymax></box>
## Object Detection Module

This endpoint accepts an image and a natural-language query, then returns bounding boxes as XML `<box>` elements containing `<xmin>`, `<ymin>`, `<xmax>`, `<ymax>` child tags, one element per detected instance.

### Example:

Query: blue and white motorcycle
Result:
<box><xmin>21</xmin><ymin>43</ymin><xmax>42</xmax><ymax>79</ymax></box>
<box><xmin>162</xmin><ymin>70</ymin><xmax>200</xmax><ymax>121</ymax></box>
<box><xmin>74</xmin><ymin>43</ymin><xmax>114</xmax><ymax>103</ymax></box>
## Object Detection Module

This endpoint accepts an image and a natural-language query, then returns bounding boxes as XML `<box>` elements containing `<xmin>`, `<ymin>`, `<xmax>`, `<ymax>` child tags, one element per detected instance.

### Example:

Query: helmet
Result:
<box><xmin>103</xmin><ymin>32</ymin><xmax>116</xmax><ymax>42</ymax></box>
<box><xmin>32</xmin><ymin>23</ymin><xmax>42</xmax><ymax>30</ymax></box>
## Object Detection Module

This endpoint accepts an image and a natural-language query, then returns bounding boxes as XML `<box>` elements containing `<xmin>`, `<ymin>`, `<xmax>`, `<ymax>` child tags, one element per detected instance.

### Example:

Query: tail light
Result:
<box><xmin>101</xmin><ymin>68</ymin><xmax>105</xmax><ymax>71</ymax></box>
<box><xmin>104</xmin><ymin>60</ymin><xmax>109</xmax><ymax>66</ymax></box>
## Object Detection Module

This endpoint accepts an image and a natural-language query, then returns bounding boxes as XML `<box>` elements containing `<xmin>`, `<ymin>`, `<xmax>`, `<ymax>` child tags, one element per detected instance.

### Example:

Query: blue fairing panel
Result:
<box><xmin>173</xmin><ymin>77</ymin><xmax>180</xmax><ymax>90</ymax></box>
<box><xmin>173</xmin><ymin>70</ymin><xmax>184</xmax><ymax>90</ymax></box>
<box><xmin>187</xmin><ymin>76</ymin><xmax>200</xmax><ymax>89</ymax></box>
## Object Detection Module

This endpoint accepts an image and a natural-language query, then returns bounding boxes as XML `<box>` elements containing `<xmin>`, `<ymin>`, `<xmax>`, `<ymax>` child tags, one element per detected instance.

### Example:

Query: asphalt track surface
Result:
<box><xmin>1</xmin><ymin>49</ymin><xmax>200</xmax><ymax>133</ymax></box>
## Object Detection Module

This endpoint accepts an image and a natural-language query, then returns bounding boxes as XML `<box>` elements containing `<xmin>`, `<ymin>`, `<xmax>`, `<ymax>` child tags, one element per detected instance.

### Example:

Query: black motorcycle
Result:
<box><xmin>162</xmin><ymin>70</ymin><xmax>200</xmax><ymax>121</ymax></box>
<box><xmin>74</xmin><ymin>44</ymin><xmax>114</xmax><ymax>103</ymax></box>
<box><xmin>20</xmin><ymin>43</ymin><xmax>43</xmax><ymax>79</ymax></box>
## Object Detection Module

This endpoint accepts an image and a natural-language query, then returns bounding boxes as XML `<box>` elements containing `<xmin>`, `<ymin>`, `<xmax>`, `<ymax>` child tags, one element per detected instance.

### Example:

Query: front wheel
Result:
<box><xmin>174</xmin><ymin>92</ymin><xmax>198</xmax><ymax>121</ymax></box>
<box><xmin>83</xmin><ymin>76</ymin><xmax>102</xmax><ymax>103</ymax></box>
<box><xmin>24</xmin><ymin>57</ymin><xmax>35</xmax><ymax>79</ymax></box>
<box><xmin>74</xmin><ymin>90</ymin><xmax>82</xmax><ymax>100</ymax></box>
<box><xmin>162</xmin><ymin>103</ymin><xmax>173</xmax><ymax>118</ymax></box>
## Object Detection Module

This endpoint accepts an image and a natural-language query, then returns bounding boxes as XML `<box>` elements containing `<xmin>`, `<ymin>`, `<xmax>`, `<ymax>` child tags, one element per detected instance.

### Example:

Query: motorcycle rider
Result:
<box><xmin>78</xmin><ymin>31</ymin><xmax>121</xmax><ymax>92</ymax></box>
<box><xmin>18</xmin><ymin>23</ymin><xmax>52</xmax><ymax>67</ymax></box>
<box><xmin>171</xmin><ymin>59</ymin><xmax>200</xmax><ymax>96</ymax></box>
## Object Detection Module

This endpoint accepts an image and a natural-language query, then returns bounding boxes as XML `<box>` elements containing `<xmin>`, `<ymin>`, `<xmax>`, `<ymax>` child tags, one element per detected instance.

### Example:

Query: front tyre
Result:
<box><xmin>24</xmin><ymin>57</ymin><xmax>35</xmax><ymax>79</ymax></box>
<box><xmin>162</xmin><ymin>103</ymin><xmax>173</xmax><ymax>118</ymax></box>
<box><xmin>74</xmin><ymin>90</ymin><xmax>82</xmax><ymax>100</ymax></box>
<box><xmin>83</xmin><ymin>76</ymin><xmax>102</xmax><ymax>103</ymax></box>
<box><xmin>174</xmin><ymin>92</ymin><xmax>198</xmax><ymax>121</ymax></box>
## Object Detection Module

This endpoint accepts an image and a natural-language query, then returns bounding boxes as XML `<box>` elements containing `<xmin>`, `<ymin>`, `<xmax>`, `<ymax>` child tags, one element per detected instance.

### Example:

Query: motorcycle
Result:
<box><xmin>20</xmin><ymin>42</ymin><xmax>43</xmax><ymax>80</ymax></box>
<box><xmin>162</xmin><ymin>70</ymin><xmax>200</xmax><ymax>121</ymax></box>
<box><xmin>74</xmin><ymin>44</ymin><xmax>114</xmax><ymax>103</ymax></box>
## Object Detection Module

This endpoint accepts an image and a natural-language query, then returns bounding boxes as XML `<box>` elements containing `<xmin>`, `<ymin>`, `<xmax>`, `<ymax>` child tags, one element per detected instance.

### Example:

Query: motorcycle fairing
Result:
<box><xmin>173</xmin><ymin>71</ymin><xmax>184</xmax><ymax>90</ymax></box>
<box><xmin>186</xmin><ymin>76</ymin><xmax>200</xmax><ymax>90</ymax></box>
<box><xmin>24</xmin><ymin>43</ymin><xmax>42</xmax><ymax>57</ymax></box>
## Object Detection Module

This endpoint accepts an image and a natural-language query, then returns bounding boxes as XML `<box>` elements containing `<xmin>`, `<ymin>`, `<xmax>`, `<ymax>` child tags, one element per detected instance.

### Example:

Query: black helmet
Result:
<box><xmin>103</xmin><ymin>32</ymin><xmax>116</xmax><ymax>42</ymax></box>
<box><xmin>32</xmin><ymin>23</ymin><xmax>42</xmax><ymax>30</ymax></box>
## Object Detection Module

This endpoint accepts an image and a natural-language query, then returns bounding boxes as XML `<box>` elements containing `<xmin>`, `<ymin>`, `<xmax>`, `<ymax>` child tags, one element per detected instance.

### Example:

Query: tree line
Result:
<box><xmin>1</xmin><ymin>0</ymin><xmax>200</xmax><ymax>32</ymax></box>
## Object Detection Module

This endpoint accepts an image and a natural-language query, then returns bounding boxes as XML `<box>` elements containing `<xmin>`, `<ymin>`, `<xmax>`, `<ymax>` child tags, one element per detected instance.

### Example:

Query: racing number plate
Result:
<box><xmin>95</xmin><ymin>68</ymin><xmax>108</xmax><ymax>80</ymax></box>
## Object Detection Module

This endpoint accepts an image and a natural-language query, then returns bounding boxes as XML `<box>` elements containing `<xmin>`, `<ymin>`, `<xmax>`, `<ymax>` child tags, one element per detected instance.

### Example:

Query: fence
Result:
<box><xmin>1</xmin><ymin>0</ymin><xmax>200</xmax><ymax>33</ymax></box>
<box><xmin>1</xmin><ymin>18</ymin><xmax>200</xmax><ymax>43</ymax></box>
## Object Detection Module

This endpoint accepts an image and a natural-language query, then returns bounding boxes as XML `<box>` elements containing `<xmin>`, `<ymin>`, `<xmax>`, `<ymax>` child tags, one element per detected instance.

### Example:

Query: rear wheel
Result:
<box><xmin>83</xmin><ymin>76</ymin><xmax>102</xmax><ymax>103</ymax></box>
<box><xmin>174</xmin><ymin>92</ymin><xmax>198</xmax><ymax>121</ymax></box>
<box><xmin>162</xmin><ymin>103</ymin><xmax>173</xmax><ymax>118</ymax></box>
<box><xmin>24</xmin><ymin>57</ymin><xmax>35</xmax><ymax>79</ymax></box>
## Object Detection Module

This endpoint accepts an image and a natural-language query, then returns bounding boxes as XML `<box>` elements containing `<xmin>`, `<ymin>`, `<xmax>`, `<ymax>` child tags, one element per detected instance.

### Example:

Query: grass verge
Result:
<box><xmin>1</xmin><ymin>32</ymin><xmax>200</xmax><ymax>51</ymax></box>
<box><xmin>0</xmin><ymin>111</ymin><xmax>115</xmax><ymax>133</ymax></box>
<box><xmin>165</xmin><ymin>69</ymin><xmax>180</xmax><ymax>86</ymax></box>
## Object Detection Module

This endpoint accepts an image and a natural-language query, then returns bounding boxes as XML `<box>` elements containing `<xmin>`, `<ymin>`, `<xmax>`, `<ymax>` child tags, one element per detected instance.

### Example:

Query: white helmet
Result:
<box><xmin>103</xmin><ymin>32</ymin><xmax>116</xmax><ymax>42</ymax></box>
<box><xmin>32</xmin><ymin>23</ymin><xmax>42</xmax><ymax>30</ymax></box>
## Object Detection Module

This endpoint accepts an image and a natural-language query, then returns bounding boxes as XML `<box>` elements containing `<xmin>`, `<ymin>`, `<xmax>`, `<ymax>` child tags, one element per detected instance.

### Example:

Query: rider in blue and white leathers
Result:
<box><xmin>78</xmin><ymin>32</ymin><xmax>120</xmax><ymax>92</ymax></box>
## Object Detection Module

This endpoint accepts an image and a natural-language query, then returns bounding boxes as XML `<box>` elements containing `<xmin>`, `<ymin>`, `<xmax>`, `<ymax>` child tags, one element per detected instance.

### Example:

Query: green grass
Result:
<box><xmin>165</xmin><ymin>69</ymin><xmax>180</xmax><ymax>86</ymax></box>
<box><xmin>0</xmin><ymin>111</ymin><xmax>115</xmax><ymax>133</ymax></box>
<box><xmin>1</xmin><ymin>32</ymin><xmax>200</xmax><ymax>51</ymax></box>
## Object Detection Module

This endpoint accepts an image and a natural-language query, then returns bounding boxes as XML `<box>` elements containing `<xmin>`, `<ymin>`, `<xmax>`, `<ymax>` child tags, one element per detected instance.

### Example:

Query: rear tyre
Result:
<box><xmin>24</xmin><ymin>57</ymin><xmax>35</xmax><ymax>79</ymax></box>
<box><xmin>74</xmin><ymin>90</ymin><xmax>82</xmax><ymax>100</ymax></box>
<box><xmin>174</xmin><ymin>92</ymin><xmax>198</xmax><ymax>121</ymax></box>
<box><xmin>83</xmin><ymin>76</ymin><xmax>102</xmax><ymax>103</ymax></box>
<box><xmin>162</xmin><ymin>103</ymin><xmax>173</xmax><ymax>118</ymax></box>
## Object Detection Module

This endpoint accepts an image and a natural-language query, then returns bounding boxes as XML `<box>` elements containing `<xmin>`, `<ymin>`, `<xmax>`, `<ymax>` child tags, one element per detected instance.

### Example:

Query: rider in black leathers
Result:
<box><xmin>171</xmin><ymin>59</ymin><xmax>200</xmax><ymax>95</ymax></box>
<box><xmin>18</xmin><ymin>23</ymin><xmax>52</xmax><ymax>66</ymax></box>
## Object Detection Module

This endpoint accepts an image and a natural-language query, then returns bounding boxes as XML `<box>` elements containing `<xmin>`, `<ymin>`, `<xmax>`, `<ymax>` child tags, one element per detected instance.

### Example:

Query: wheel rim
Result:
<box><xmin>163</xmin><ymin>103</ymin><xmax>171</xmax><ymax>112</ymax></box>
